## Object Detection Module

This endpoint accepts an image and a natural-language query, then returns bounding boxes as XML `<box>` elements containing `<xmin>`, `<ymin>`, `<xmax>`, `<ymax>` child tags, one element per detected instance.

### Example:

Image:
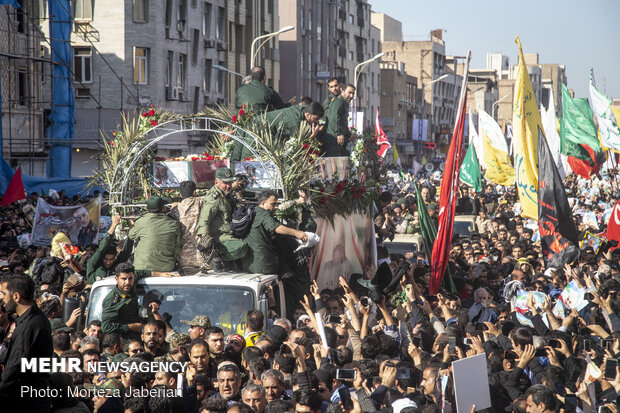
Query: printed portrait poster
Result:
<box><xmin>192</xmin><ymin>159</ymin><xmax>229</xmax><ymax>187</ymax></box>
<box><xmin>31</xmin><ymin>197</ymin><xmax>102</xmax><ymax>247</ymax></box>
<box><xmin>236</xmin><ymin>160</ymin><xmax>281</xmax><ymax>190</ymax></box>
<box><xmin>153</xmin><ymin>161</ymin><xmax>191</xmax><ymax>188</ymax></box>
<box><xmin>310</xmin><ymin>211</ymin><xmax>377</xmax><ymax>290</ymax></box>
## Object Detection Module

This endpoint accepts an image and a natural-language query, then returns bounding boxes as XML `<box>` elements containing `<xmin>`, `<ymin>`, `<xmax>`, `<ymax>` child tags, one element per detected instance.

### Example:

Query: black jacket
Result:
<box><xmin>0</xmin><ymin>304</ymin><xmax>53</xmax><ymax>412</ymax></box>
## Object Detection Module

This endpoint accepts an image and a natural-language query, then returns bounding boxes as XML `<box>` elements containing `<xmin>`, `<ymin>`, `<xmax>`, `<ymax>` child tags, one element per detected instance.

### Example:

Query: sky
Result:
<box><xmin>368</xmin><ymin>0</ymin><xmax>620</xmax><ymax>100</ymax></box>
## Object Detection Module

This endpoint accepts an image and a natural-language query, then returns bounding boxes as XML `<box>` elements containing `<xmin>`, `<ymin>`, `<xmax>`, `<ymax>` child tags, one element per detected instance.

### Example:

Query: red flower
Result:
<box><xmin>151</xmin><ymin>105</ymin><xmax>155</xmax><ymax>108</ymax></box>
<box><xmin>206</xmin><ymin>155</ymin><xmax>214</xmax><ymax>160</ymax></box>
<box><xmin>232</xmin><ymin>115</ymin><xmax>238</xmax><ymax>123</ymax></box>
<box><xmin>112</xmin><ymin>131</ymin><xmax>116</xmax><ymax>137</ymax></box>
<box><xmin>150</xmin><ymin>120</ymin><xmax>158</xmax><ymax>126</ymax></box>
<box><xmin>320</xmin><ymin>197</ymin><xmax>327</xmax><ymax>205</ymax></box>
<box><xmin>238</xmin><ymin>108</ymin><xmax>245</xmax><ymax>116</ymax></box>
<box><xmin>109</xmin><ymin>140</ymin><xmax>115</xmax><ymax>147</ymax></box>
<box><xmin>302</xmin><ymin>143</ymin><xmax>310</xmax><ymax>150</ymax></box>
<box><xmin>142</xmin><ymin>112</ymin><xmax>148</xmax><ymax>117</ymax></box>
<box><xmin>320</xmin><ymin>187</ymin><xmax>325</xmax><ymax>193</ymax></box>
<box><xmin>244</xmin><ymin>157</ymin><xmax>254</xmax><ymax>161</ymax></box>
<box><xmin>148</xmin><ymin>109</ymin><xmax>155</xmax><ymax>116</ymax></box>
<box><xmin>191</xmin><ymin>157</ymin><xmax>198</xmax><ymax>161</ymax></box>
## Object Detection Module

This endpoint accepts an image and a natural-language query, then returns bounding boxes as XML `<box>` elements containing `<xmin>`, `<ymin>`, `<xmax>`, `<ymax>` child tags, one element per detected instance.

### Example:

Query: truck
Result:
<box><xmin>86</xmin><ymin>273</ymin><xmax>285</xmax><ymax>333</ymax></box>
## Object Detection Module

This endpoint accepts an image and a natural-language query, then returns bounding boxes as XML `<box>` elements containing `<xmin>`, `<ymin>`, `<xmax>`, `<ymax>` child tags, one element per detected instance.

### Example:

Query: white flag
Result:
<box><xmin>469</xmin><ymin>107</ymin><xmax>485</xmax><ymax>168</ymax></box>
<box><xmin>478</xmin><ymin>110</ymin><xmax>510</xmax><ymax>153</ymax></box>
<box><xmin>590</xmin><ymin>69</ymin><xmax>620</xmax><ymax>152</ymax></box>
<box><xmin>540</xmin><ymin>87</ymin><xmax>565</xmax><ymax>178</ymax></box>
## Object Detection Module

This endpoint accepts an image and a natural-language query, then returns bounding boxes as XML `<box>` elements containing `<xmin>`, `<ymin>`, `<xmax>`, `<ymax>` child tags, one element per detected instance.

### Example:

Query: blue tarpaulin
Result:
<box><xmin>47</xmin><ymin>0</ymin><xmax>74</xmax><ymax>178</ymax></box>
<box><xmin>1</xmin><ymin>157</ymin><xmax>100</xmax><ymax>197</ymax></box>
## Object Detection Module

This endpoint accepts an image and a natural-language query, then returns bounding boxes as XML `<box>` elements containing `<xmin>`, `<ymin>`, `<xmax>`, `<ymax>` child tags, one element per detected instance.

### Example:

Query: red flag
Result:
<box><xmin>607</xmin><ymin>198</ymin><xmax>620</xmax><ymax>244</ymax></box>
<box><xmin>1</xmin><ymin>166</ymin><xmax>26</xmax><ymax>207</ymax></box>
<box><xmin>429</xmin><ymin>86</ymin><xmax>469</xmax><ymax>294</ymax></box>
<box><xmin>375</xmin><ymin>108</ymin><xmax>391</xmax><ymax>158</ymax></box>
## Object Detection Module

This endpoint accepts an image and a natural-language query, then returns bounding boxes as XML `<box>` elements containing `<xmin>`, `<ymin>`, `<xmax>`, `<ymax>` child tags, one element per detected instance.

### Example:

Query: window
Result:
<box><xmin>165</xmin><ymin>51</ymin><xmax>173</xmax><ymax>87</ymax></box>
<box><xmin>216</xmin><ymin>60</ymin><xmax>225</xmax><ymax>94</ymax></box>
<box><xmin>177</xmin><ymin>54</ymin><xmax>187</xmax><ymax>88</ymax></box>
<box><xmin>348</xmin><ymin>51</ymin><xmax>353</xmax><ymax>61</ymax></box>
<box><xmin>73</xmin><ymin>47</ymin><xmax>92</xmax><ymax>83</ymax></box>
<box><xmin>73</xmin><ymin>0</ymin><xmax>93</xmax><ymax>21</ymax></box>
<box><xmin>133</xmin><ymin>0</ymin><xmax>147</xmax><ymax>22</ymax></box>
<box><xmin>204</xmin><ymin>59</ymin><xmax>212</xmax><ymax>91</ymax></box>
<box><xmin>192</xmin><ymin>29</ymin><xmax>199</xmax><ymax>65</ymax></box>
<box><xmin>165</xmin><ymin>0</ymin><xmax>172</xmax><ymax>26</ymax></box>
<box><xmin>216</xmin><ymin>7</ymin><xmax>225</xmax><ymax>40</ymax></box>
<box><xmin>133</xmin><ymin>47</ymin><xmax>148</xmax><ymax>84</ymax></box>
<box><xmin>177</xmin><ymin>0</ymin><xmax>186</xmax><ymax>23</ymax></box>
<box><xmin>202</xmin><ymin>3</ymin><xmax>212</xmax><ymax>37</ymax></box>
<box><xmin>349</xmin><ymin>14</ymin><xmax>354</xmax><ymax>24</ymax></box>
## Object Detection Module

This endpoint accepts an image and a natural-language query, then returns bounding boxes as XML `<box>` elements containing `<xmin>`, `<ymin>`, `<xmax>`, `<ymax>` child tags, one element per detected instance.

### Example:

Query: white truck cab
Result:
<box><xmin>86</xmin><ymin>273</ymin><xmax>285</xmax><ymax>333</ymax></box>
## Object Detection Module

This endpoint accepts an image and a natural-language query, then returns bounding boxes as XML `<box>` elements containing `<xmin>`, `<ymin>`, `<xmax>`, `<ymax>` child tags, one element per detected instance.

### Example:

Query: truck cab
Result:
<box><xmin>86</xmin><ymin>273</ymin><xmax>284</xmax><ymax>334</ymax></box>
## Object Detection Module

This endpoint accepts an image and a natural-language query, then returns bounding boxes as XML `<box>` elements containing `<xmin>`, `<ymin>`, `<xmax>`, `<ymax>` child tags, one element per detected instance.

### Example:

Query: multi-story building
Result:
<box><xmin>41</xmin><ymin>0</ymin><xmax>280</xmax><ymax>177</ymax></box>
<box><xmin>540</xmin><ymin>62</ymin><xmax>566</xmax><ymax>114</ymax></box>
<box><xmin>382</xmin><ymin>30</ymin><xmax>462</xmax><ymax>154</ymax></box>
<box><xmin>278</xmin><ymin>0</ymin><xmax>338</xmax><ymax>103</ymax></box>
<box><xmin>335</xmin><ymin>0</ymin><xmax>380</xmax><ymax>130</ymax></box>
<box><xmin>0</xmin><ymin>1</ymin><xmax>46</xmax><ymax>175</ymax></box>
<box><xmin>379</xmin><ymin>61</ymin><xmax>418</xmax><ymax>166</ymax></box>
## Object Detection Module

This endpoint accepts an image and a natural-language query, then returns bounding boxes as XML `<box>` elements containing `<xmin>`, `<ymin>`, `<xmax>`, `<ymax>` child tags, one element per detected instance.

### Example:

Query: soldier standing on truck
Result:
<box><xmin>101</xmin><ymin>262</ymin><xmax>172</xmax><ymax>339</ymax></box>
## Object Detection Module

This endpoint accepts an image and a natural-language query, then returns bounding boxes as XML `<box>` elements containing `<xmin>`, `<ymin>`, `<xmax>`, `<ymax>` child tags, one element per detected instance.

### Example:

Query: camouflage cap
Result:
<box><xmin>166</xmin><ymin>330</ymin><xmax>192</xmax><ymax>348</ymax></box>
<box><xmin>180</xmin><ymin>315</ymin><xmax>211</xmax><ymax>329</ymax></box>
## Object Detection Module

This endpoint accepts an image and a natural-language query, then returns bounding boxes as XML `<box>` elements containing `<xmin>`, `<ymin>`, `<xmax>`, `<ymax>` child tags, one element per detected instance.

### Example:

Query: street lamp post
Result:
<box><xmin>418</xmin><ymin>74</ymin><xmax>449</xmax><ymax>162</ymax></box>
<box><xmin>352</xmin><ymin>52</ymin><xmax>384</xmax><ymax>129</ymax></box>
<box><xmin>250</xmin><ymin>26</ymin><xmax>295</xmax><ymax>68</ymax></box>
<box><xmin>492</xmin><ymin>94</ymin><xmax>510</xmax><ymax>119</ymax></box>
<box><xmin>212</xmin><ymin>64</ymin><xmax>244</xmax><ymax>79</ymax></box>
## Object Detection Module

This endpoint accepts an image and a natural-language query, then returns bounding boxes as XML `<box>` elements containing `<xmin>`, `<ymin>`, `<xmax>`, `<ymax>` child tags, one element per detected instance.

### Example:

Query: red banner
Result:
<box><xmin>429</xmin><ymin>91</ymin><xmax>468</xmax><ymax>294</ymax></box>
<box><xmin>375</xmin><ymin>108</ymin><xmax>391</xmax><ymax>158</ymax></box>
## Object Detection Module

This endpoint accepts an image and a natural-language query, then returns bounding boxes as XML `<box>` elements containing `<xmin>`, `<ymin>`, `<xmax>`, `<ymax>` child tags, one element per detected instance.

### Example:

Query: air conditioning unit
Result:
<box><xmin>177</xmin><ymin>88</ymin><xmax>187</xmax><ymax>101</ymax></box>
<box><xmin>177</xmin><ymin>20</ymin><xmax>186</xmax><ymax>33</ymax></box>
<box><xmin>217</xmin><ymin>41</ymin><xmax>227</xmax><ymax>51</ymax></box>
<box><xmin>204</xmin><ymin>39</ymin><xmax>216</xmax><ymax>48</ymax></box>
<box><xmin>166</xmin><ymin>86</ymin><xmax>178</xmax><ymax>101</ymax></box>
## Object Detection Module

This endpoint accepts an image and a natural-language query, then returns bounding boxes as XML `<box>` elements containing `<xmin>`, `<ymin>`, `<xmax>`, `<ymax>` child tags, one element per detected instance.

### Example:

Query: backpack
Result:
<box><xmin>230</xmin><ymin>205</ymin><xmax>255</xmax><ymax>239</ymax></box>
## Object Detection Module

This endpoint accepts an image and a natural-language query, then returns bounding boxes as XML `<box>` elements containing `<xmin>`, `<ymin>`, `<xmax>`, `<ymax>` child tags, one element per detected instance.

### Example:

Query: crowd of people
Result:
<box><xmin>0</xmin><ymin>65</ymin><xmax>619</xmax><ymax>413</ymax></box>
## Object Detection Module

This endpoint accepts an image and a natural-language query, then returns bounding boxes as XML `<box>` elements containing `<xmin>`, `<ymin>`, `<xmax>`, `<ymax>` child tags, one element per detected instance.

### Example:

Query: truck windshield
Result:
<box><xmin>88</xmin><ymin>284</ymin><xmax>255</xmax><ymax>335</ymax></box>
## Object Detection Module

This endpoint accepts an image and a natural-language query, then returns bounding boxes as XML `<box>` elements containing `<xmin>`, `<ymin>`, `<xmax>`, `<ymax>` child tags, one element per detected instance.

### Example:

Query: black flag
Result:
<box><xmin>537</xmin><ymin>126</ymin><xmax>579</xmax><ymax>267</ymax></box>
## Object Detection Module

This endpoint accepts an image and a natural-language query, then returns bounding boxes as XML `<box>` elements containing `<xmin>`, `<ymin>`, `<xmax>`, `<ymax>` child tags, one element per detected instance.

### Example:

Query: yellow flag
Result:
<box><xmin>482</xmin><ymin>129</ymin><xmax>515</xmax><ymax>185</ymax></box>
<box><xmin>394</xmin><ymin>143</ymin><xmax>401</xmax><ymax>167</ymax></box>
<box><xmin>612</xmin><ymin>106</ymin><xmax>620</xmax><ymax>126</ymax></box>
<box><xmin>512</xmin><ymin>37</ymin><xmax>541</xmax><ymax>220</ymax></box>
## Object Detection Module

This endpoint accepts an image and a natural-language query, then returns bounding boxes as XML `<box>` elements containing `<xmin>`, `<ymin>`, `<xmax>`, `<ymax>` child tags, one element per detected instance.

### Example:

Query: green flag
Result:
<box><xmin>560</xmin><ymin>83</ymin><xmax>600</xmax><ymax>161</ymax></box>
<box><xmin>459</xmin><ymin>144</ymin><xmax>482</xmax><ymax>192</ymax></box>
<box><xmin>414</xmin><ymin>182</ymin><xmax>456</xmax><ymax>292</ymax></box>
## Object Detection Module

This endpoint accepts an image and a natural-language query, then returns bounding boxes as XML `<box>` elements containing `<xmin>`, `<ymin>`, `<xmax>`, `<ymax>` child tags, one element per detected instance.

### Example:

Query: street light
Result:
<box><xmin>250</xmin><ymin>25</ymin><xmax>295</xmax><ymax>67</ymax></box>
<box><xmin>417</xmin><ymin>74</ymin><xmax>449</xmax><ymax>162</ymax></box>
<box><xmin>352</xmin><ymin>52</ymin><xmax>385</xmax><ymax>128</ymax></box>
<box><xmin>353</xmin><ymin>52</ymin><xmax>385</xmax><ymax>90</ymax></box>
<box><xmin>492</xmin><ymin>94</ymin><xmax>510</xmax><ymax>119</ymax></box>
<box><xmin>213</xmin><ymin>64</ymin><xmax>244</xmax><ymax>79</ymax></box>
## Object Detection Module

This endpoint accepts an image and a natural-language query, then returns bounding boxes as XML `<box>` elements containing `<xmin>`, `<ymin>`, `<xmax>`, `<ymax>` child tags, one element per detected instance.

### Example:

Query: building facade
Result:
<box><xmin>0</xmin><ymin>1</ymin><xmax>46</xmax><ymax>175</ymax></box>
<box><xmin>382</xmin><ymin>30</ymin><xmax>462</xmax><ymax>155</ymax></box>
<box><xmin>379</xmin><ymin>61</ymin><xmax>418</xmax><ymax>166</ymax></box>
<box><xmin>40</xmin><ymin>0</ymin><xmax>280</xmax><ymax>177</ymax></box>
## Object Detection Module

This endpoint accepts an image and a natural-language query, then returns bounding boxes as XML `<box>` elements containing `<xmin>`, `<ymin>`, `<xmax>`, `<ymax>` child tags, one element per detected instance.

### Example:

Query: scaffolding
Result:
<box><xmin>0</xmin><ymin>0</ymin><xmax>138</xmax><ymax>177</ymax></box>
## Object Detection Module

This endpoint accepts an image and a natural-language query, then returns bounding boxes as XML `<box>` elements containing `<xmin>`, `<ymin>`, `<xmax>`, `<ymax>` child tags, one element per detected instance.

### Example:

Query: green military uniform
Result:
<box><xmin>197</xmin><ymin>184</ymin><xmax>247</xmax><ymax>261</ymax></box>
<box><xmin>322</xmin><ymin>92</ymin><xmax>338</xmax><ymax>113</ymax></box>
<box><xmin>265</xmin><ymin>105</ymin><xmax>307</xmax><ymax>143</ymax></box>
<box><xmin>320</xmin><ymin>95</ymin><xmax>350</xmax><ymax>157</ymax></box>
<box><xmin>128</xmin><ymin>212</ymin><xmax>181</xmax><ymax>271</ymax></box>
<box><xmin>101</xmin><ymin>272</ymin><xmax>147</xmax><ymax>337</ymax></box>
<box><xmin>235</xmin><ymin>80</ymin><xmax>287</xmax><ymax>112</ymax></box>
<box><xmin>246</xmin><ymin>206</ymin><xmax>281</xmax><ymax>274</ymax></box>
<box><xmin>85</xmin><ymin>233</ymin><xmax>136</xmax><ymax>284</ymax></box>
<box><xmin>232</xmin><ymin>81</ymin><xmax>288</xmax><ymax>166</ymax></box>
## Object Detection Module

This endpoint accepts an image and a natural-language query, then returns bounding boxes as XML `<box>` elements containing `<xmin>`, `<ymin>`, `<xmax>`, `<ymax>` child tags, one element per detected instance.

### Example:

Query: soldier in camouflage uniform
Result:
<box><xmin>170</xmin><ymin>181</ymin><xmax>203</xmax><ymax>273</ymax></box>
<box><xmin>181</xmin><ymin>314</ymin><xmax>211</xmax><ymax>340</ymax></box>
<box><xmin>154</xmin><ymin>330</ymin><xmax>192</xmax><ymax>363</ymax></box>
<box><xmin>197</xmin><ymin>168</ymin><xmax>248</xmax><ymax>271</ymax></box>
